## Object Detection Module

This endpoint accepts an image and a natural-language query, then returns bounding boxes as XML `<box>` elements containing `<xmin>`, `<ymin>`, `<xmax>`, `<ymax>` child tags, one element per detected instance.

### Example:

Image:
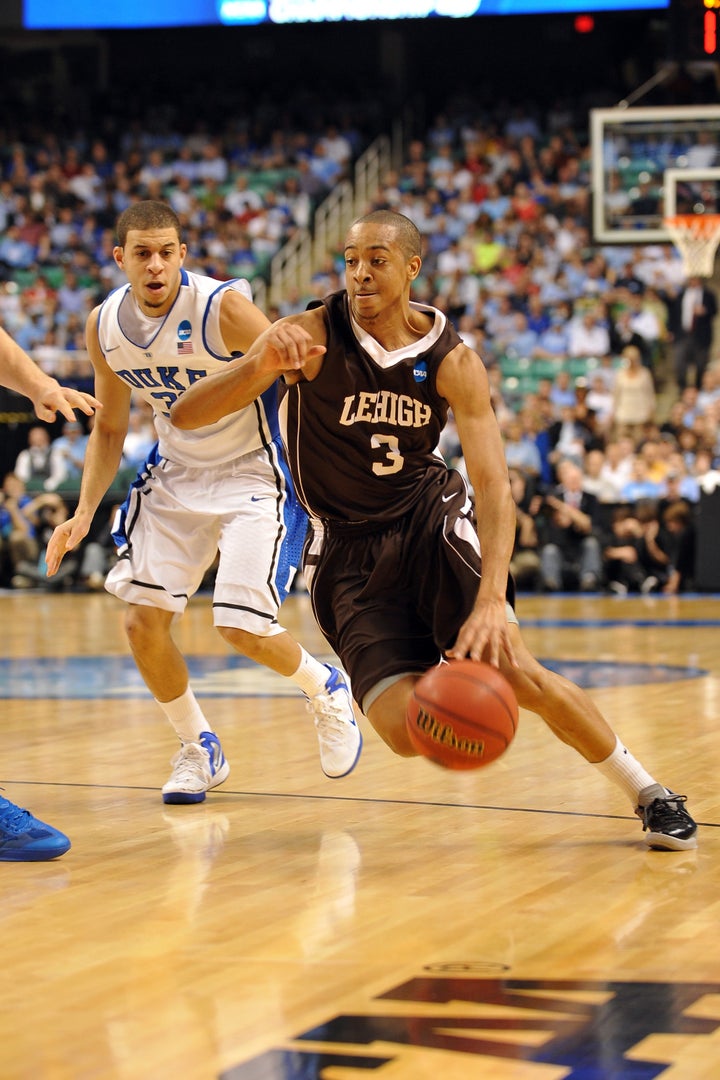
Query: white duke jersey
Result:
<box><xmin>97</xmin><ymin>269</ymin><xmax>279</xmax><ymax>467</ymax></box>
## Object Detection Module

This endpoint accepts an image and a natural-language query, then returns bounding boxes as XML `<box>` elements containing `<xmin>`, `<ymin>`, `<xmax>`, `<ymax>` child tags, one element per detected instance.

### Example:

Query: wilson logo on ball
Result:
<box><xmin>414</xmin><ymin>707</ymin><xmax>486</xmax><ymax>759</ymax></box>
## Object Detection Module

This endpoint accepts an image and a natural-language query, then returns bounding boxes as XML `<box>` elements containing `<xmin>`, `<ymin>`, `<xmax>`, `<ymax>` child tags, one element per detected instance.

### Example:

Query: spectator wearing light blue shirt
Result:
<box><xmin>51</xmin><ymin>419</ymin><xmax>89</xmax><ymax>487</ymax></box>
<box><xmin>502</xmin><ymin>416</ymin><xmax>543</xmax><ymax>479</ymax></box>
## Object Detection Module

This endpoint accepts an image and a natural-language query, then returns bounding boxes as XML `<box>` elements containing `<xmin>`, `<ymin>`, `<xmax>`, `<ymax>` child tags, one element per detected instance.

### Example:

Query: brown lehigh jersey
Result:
<box><xmin>278</xmin><ymin>290</ymin><xmax>463</xmax><ymax>523</ymax></box>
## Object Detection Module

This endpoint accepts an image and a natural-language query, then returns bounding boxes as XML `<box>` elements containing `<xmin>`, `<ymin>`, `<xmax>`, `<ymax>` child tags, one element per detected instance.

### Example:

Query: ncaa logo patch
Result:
<box><xmin>177</xmin><ymin>319</ymin><xmax>192</xmax><ymax>341</ymax></box>
<box><xmin>413</xmin><ymin>360</ymin><xmax>428</xmax><ymax>383</ymax></box>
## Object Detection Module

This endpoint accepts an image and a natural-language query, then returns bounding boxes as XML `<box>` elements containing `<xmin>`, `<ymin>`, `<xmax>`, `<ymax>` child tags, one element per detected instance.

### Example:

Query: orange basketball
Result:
<box><xmin>406</xmin><ymin>660</ymin><xmax>519</xmax><ymax>770</ymax></box>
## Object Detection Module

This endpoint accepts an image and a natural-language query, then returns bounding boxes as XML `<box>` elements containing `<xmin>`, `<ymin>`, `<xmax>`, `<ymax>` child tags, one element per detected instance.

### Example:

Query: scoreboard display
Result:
<box><xmin>668</xmin><ymin>0</ymin><xmax>720</xmax><ymax>58</ymax></box>
<box><xmin>693</xmin><ymin>0</ymin><xmax>719</xmax><ymax>56</ymax></box>
<box><xmin>21</xmin><ymin>0</ymin><xmax>670</xmax><ymax>30</ymax></box>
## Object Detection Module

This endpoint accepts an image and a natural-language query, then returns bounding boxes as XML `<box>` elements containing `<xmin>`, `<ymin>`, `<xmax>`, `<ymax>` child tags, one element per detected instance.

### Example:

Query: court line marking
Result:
<box><xmin>2</xmin><ymin>779</ymin><xmax>716</xmax><ymax>828</ymax></box>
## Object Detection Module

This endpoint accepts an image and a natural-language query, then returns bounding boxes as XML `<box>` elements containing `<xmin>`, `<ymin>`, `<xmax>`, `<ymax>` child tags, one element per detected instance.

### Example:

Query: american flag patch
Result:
<box><xmin>177</xmin><ymin>341</ymin><xmax>194</xmax><ymax>355</ymax></box>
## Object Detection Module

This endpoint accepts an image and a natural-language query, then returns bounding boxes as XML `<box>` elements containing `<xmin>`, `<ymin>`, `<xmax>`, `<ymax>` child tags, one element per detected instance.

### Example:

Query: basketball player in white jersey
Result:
<box><xmin>45</xmin><ymin>201</ymin><xmax>361</xmax><ymax>804</ymax></box>
<box><xmin>0</xmin><ymin>325</ymin><xmax>99</xmax><ymax>859</ymax></box>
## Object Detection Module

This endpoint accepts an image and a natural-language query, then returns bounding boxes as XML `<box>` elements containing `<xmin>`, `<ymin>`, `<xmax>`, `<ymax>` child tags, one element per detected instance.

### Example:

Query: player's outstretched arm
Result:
<box><xmin>171</xmin><ymin>314</ymin><xmax>326</xmax><ymax>430</ymax></box>
<box><xmin>437</xmin><ymin>343</ymin><xmax>518</xmax><ymax>670</ymax></box>
<box><xmin>45</xmin><ymin>311</ymin><xmax>130</xmax><ymax>576</ymax></box>
<box><xmin>0</xmin><ymin>325</ymin><xmax>101</xmax><ymax>422</ymax></box>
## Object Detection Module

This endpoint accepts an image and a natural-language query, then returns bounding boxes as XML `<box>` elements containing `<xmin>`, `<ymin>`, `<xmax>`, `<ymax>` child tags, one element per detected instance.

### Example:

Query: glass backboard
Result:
<box><xmin>591</xmin><ymin>104</ymin><xmax>720</xmax><ymax>243</ymax></box>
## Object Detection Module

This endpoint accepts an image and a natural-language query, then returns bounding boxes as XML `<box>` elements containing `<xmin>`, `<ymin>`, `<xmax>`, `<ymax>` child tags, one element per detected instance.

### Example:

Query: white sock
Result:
<box><xmin>592</xmin><ymin>736</ymin><xmax>661</xmax><ymax>806</ymax></box>
<box><xmin>156</xmin><ymin>687</ymin><xmax>209</xmax><ymax>744</ymax></box>
<box><xmin>291</xmin><ymin>648</ymin><xmax>332</xmax><ymax>698</ymax></box>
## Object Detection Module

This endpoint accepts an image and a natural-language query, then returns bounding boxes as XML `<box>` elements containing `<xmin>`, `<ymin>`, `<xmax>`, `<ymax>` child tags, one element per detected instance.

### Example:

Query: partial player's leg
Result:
<box><xmin>106</xmin><ymin>458</ymin><xmax>231</xmax><ymax>804</ymax></box>
<box><xmin>500</xmin><ymin>623</ymin><xmax>697</xmax><ymax>851</ymax></box>
<box><xmin>364</xmin><ymin>674</ymin><xmax>420</xmax><ymax>757</ymax></box>
<box><xmin>124</xmin><ymin>604</ymin><xmax>230</xmax><ymax>805</ymax></box>
<box><xmin>434</xmin><ymin>472</ymin><xmax>697</xmax><ymax>852</ymax></box>
<box><xmin>214</xmin><ymin>466</ymin><xmax>361</xmax><ymax>781</ymax></box>
<box><xmin>218</xmin><ymin>624</ymin><xmax>361</xmax><ymax>779</ymax></box>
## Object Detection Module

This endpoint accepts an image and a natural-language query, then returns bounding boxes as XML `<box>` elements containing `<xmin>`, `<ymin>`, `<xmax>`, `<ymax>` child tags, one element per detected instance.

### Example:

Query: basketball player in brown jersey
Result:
<box><xmin>171</xmin><ymin>210</ymin><xmax>697</xmax><ymax>852</ymax></box>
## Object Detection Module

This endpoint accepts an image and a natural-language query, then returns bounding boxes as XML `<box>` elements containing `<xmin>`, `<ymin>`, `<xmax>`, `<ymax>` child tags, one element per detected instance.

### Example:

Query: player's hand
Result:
<box><xmin>447</xmin><ymin>598</ymin><xmax>518</xmax><ymax>670</ymax></box>
<box><xmin>259</xmin><ymin>323</ymin><xmax>326</xmax><ymax>374</ymax></box>
<box><xmin>33</xmin><ymin>383</ymin><xmax>102</xmax><ymax>424</ymax></box>
<box><xmin>45</xmin><ymin>516</ymin><xmax>91</xmax><ymax>576</ymax></box>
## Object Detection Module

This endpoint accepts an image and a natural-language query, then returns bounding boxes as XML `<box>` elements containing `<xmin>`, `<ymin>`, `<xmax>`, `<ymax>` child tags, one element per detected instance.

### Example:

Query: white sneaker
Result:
<box><xmin>162</xmin><ymin>731</ymin><xmax>230</xmax><ymax>804</ymax></box>
<box><xmin>306</xmin><ymin>666</ymin><xmax>362</xmax><ymax>779</ymax></box>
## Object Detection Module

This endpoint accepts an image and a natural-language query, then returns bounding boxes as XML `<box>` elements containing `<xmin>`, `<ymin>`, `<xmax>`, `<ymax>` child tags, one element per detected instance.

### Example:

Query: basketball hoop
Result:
<box><xmin>664</xmin><ymin>214</ymin><xmax>720</xmax><ymax>278</ymax></box>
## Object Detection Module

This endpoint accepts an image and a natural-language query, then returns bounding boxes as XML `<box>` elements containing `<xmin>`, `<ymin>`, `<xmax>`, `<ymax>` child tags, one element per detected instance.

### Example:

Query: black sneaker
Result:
<box><xmin>635</xmin><ymin>783</ymin><xmax>698</xmax><ymax>851</ymax></box>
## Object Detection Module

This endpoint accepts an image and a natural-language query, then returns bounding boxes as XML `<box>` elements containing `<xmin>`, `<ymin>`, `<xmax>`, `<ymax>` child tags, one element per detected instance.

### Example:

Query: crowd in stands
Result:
<box><xmin>360</xmin><ymin>106</ymin><xmax>720</xmax><ymax>596</ymax></box>
<box><xmin>0</xmin><ymin>110</ymin><xmax>366</xmax><ymax>390</ymax></box>
<box><xmin>0</xmin><ymin>102</ymin><xmax>371</xmax><ymax>589</ymax></box>
<box><xmin>1</xmin><ymin>96</ymin><xmax>720</xmax><ymax>593</ymax></box>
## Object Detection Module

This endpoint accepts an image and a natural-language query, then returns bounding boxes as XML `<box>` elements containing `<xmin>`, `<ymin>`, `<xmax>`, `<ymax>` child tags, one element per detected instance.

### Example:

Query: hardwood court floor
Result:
<box><xmin>1</xmin><ymin>588</ymin><xmax>719</xmax><ymax>1079</ymax></box>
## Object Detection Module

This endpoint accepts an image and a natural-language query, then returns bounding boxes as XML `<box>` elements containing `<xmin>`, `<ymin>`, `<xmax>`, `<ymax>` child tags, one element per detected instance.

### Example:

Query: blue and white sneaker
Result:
<box><xmin>162</xmin><ymin>731</ymin><xmax>230</xmax><ymax>804</ymax></box>
<box><xmin>0</xmin><ymin>794</ymin><xmax>71</xmax><ymax>861</ymax></box>
<box><xmin>306</xmin><ymin>666</ymin><xmax>362</xmax><ymax>779</ymax></box>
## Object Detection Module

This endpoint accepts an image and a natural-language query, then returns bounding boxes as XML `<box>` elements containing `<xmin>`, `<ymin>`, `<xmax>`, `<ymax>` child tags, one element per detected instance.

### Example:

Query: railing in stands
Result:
<box><xmin>267</xmin><ymin>134</ymin><xmax>393</xmax><ymax>309</ymax></box>
<box><xmin>267</xmin><ymin>227</ymin><xmax>313</xmax><ymax>309</ymax></box>
<box><xmin>311</xmin><ymin>179</ymin><xmax>354</xmax><ymax>285</ymax></box>
<box><xmin>353</xmin><ymin>134</ymin><xmax>392</xmax><ymax>217</ymax></box>
<box><xmin>250</xmin><ymin>276</ymin><xmax>268</xmax><ymax>313</ymax></box>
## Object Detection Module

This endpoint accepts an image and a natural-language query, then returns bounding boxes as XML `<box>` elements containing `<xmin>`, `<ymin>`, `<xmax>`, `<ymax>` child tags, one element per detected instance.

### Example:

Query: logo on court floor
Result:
<box><xmin>0</xmin><ymin>656</ymin><xmax>707</xmax><ymax>699</ymax></box>
<box><xmin>0</xmin><ymin>655</ymin><xmax>344</xmax><ymax>698</ymax></box>
<box><xmin>220</xmin><ymin>975</ymin><xmax>720</xmax><ymax>1078</ymax></box>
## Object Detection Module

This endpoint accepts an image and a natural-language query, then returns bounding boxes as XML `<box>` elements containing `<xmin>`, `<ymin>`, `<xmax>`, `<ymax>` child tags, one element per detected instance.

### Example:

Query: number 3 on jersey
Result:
<box><xmin>371</xmin><ymin>433</ymin><xmax>404</xmax><ymax>475</ymax></box>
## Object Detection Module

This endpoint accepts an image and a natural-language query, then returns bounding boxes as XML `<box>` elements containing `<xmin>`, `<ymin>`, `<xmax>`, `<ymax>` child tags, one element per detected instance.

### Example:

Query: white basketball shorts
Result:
<box><xmin>105</xmin><ymin>443</ymin><xmax>306</xmax><ymax>635</ymax></box>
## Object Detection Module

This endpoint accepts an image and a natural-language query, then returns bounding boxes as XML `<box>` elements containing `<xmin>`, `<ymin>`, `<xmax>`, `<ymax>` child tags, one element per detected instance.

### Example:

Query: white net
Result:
<box><xmin>664</xmin><ymin>215</ymin><xmax>720</xmax><ymax>278</ymax></box>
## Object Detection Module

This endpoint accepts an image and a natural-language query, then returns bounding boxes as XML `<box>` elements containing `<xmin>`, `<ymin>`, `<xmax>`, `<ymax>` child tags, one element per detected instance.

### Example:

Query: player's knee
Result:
<box><xmin>217</xmin><ymin>623</ymin><xmax>270</xmax><ymax>659</ymax></box>
<box><xmin>125</xmin><ymin>605</ymin><xmax>170</xmax><ymax>650</ymax></box>
<box><xmin>379</xmin><ymin>726</ymin><xmax>418</xmax><ymax>757</ymax></box>
<box><xmin>367</xmin><ymin>704</ymin><xmax>417</xmax><ymax>757</ymax></box>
